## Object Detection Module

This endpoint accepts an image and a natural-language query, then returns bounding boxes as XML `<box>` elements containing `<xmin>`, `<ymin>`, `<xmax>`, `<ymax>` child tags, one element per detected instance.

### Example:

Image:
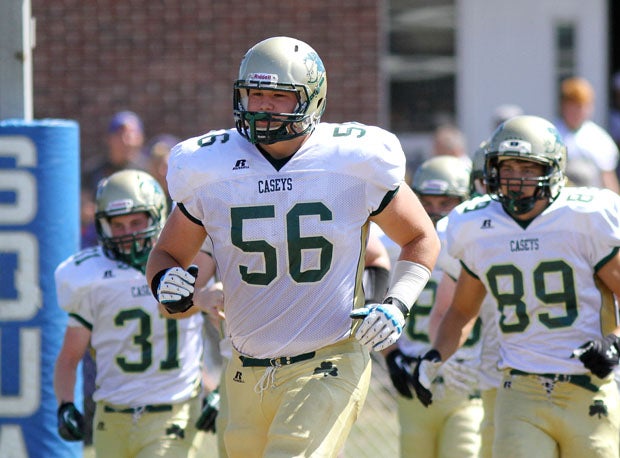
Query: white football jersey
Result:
<box><xmin>55</xmin><ymin>246</ymin><xmax>204</xmax><ymax>405</ymax></box>
<box><xmin>398</xmin><ymin>217</ymin><xmax>482</xmax><ymax>376</ymax></box>
<box><xmin>436</xmin><ymin>215</ymin><xmax>501</xmax><ymax>390</ymax></box>
<box><xmin>167</xmin><ymin>122</ymin><xmax>405</xmax><ymax>358</ymax></box>
<box><xmin>446</xmin><ymin>187</ymin><xmax>620</xmax><ymax>375</ymax></box>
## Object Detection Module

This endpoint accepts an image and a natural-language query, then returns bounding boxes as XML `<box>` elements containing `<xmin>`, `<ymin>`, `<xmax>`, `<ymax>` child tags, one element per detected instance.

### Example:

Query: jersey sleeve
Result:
<box><xmin>582</xmin><ymin>188</ymin><xmax>620</xmax><ymax>267</ymax></box>
<box><xmin>54</xmin><ymin>250</ymin><xmax>100</xmax><ymax>326</ymax></box>
<box><xmin>444</xmin><ymin>196</ymin><xmax>492</xmax><ymax>271</ymax></box>
<box><xmin>341</xmin><ymin>123</ymin><xmax>406</xmax><ymax>214</ymax></box>
<box><xmin>588</xmin><ymin>123</ymin><xmax>619</xmax><ymax>171</ymax></box>
<box><xmin>167</xmin><ymin>137</ymin><xmax>203</xmax><ymax>220</ymax></box>
<box><xmin>435</xmin><ymin>215</ymin><xmax>461</xmax><ymax>280</ymax></box>
<box><xmin>446</xmin><ymin>207</ymin><xmax>467</xmax><ymax>263</ymax></box>
<box><xmin>167</xmin><ymin>131</ymin><xmax>232</xmax><ymax>222</ymax></box>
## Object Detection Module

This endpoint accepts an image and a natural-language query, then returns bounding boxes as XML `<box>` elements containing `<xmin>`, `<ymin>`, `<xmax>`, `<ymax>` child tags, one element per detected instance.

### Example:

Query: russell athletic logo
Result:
<box><xmin>233</xmin><ymin>159</ymin><xmax>249</xmax><ymax>170</ymax></box>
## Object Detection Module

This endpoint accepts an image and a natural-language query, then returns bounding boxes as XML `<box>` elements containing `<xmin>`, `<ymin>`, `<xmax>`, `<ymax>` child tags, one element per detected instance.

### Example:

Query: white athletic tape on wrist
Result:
<box><xmin>385</xmin><ymin>260</ymin><xmax>431</xmax><ymax>313</ymax></box>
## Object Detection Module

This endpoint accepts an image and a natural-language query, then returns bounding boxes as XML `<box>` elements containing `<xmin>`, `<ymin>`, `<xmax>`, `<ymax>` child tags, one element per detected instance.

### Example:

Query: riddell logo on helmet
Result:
<box><xmin>106</xmin><ymin>199</ymin><xmax>133</xmax><ymax>214</ymax></box>
<box><xmin>248</xmin><ymin>73</ymin><xmax>278</xmax><ymax>84</ymax></box>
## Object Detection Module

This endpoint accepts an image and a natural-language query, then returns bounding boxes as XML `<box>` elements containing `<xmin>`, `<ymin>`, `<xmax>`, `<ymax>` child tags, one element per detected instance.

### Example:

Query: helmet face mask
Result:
<box><xmin>94</xmin><ymin>170</ymin><xmax>167</xmax><ymax>272</ymax></box>
<box><xmin>234</xmin><ymin>36</ymin><xmax>327</xmax><ymax>145</ymax></box>
<box><xmin>97</xmin><ymin>213</ymin><xmax>156</xmax><ymax>269</ymax></box>
<box><xmin>487</xmin><ymin>157</ymin><xmax>554</xmax><ymax>215</ymax></box>
<box><xmin>484</xmin><ymin>115</ymin><xmax>566</xmax><ymax>217</ymax></box>
<box><xmin>412</xmin><ymin>155</ymin><xmax>471</xmax><ymax>225</ymax></box>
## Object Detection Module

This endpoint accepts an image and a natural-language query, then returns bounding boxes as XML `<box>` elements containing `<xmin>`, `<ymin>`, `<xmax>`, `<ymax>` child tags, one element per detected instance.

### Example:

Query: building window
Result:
<box><xmin>388</xmin><ymin>0</ymin><xmax>456</xmax><ymax>133</ymax></box>
<box><xmin>555</xmin><ymin>22</ymin><xmax>576</xmax><ymax>114</ymax></box>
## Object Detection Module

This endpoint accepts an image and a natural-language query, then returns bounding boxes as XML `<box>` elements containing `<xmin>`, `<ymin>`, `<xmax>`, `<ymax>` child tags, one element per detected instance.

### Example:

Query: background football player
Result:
<box><xmin>429</xmin><ymin>141</ymin><xmax>503</xmax><ymax>458</ymax></box>
<box><xmin>413</xmin><ymin>115</ymin><xmax>620</xmax><ymax>457</ymax></box>
<box><xmin>382</xmin><ymin>155</ymin><xmax>484</xmax><ymax>457</ymax></box>
<box><xmin>54</xmin><ymin>169</ymin><xmax>212</xmax><ymax>457</ymax></box>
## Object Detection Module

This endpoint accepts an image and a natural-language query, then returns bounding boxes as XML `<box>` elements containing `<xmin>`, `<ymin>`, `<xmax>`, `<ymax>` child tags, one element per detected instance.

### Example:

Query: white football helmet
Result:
<box><xmin>234</xmin><ymin>36</ymin><xmax>327</xmax><ymax>144</ymax></box>
<box><xmin>470</xmin><ymin>140</ymin><xmax>488</xmax><ymax>195</ymax></box>
<box><xmin>485</xmin><ymin>115</ymin><xmax>566</xmax><ymax>216</ymax></box>
<box><xmin>411</xmin><ymin>155</ymin><xmax>471</xmax><ymax>223</ymax></box>
<box><xmin>95</xmin><ymin>169</ymin><xmax>167</xmax><ymax>271</ymax></box>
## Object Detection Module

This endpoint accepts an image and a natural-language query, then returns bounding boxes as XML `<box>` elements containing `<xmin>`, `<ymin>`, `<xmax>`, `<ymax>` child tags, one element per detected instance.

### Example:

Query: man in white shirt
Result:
<box><xmin>555</xmin><ymin>76</ymin><xmax>620</xmax><ymax>192</ymax></box>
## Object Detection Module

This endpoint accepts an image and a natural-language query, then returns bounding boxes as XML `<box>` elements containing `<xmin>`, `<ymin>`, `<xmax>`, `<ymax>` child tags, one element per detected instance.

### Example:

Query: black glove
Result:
<box><xmin>411</xmin><ymin>349</ymin><xmax>442</xmax><ymax>407</ymax></box>
<box><xmin>573</xmin><ymin>334</ymin><xmax>620</xmax><ymax>379</ymax></box>
<box><xmin>195</xmin><ymin>389</ymin><xmax>220</xmax><ymax>433</ymax></box>
<box><xmin>151</xmin><ymin>265</ymin><xmax>199</xmax><ymax>314</ymax></box>
<box><xmin>385</xmin><ymin>349</ymin><xmax>416</xmax><ymax>399</ymax></box>
<box><xmin>57</xmin><ymin>402</ymin><xmax>85</xmax><ymax>441</ymax></box>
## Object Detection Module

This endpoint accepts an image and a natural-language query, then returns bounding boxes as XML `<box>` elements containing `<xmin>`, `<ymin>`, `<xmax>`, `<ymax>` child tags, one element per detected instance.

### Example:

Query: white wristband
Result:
<box><xmin>385</xmin><ymin>260</ymin><xmax>432</xmax><ymax>311</ymax></box>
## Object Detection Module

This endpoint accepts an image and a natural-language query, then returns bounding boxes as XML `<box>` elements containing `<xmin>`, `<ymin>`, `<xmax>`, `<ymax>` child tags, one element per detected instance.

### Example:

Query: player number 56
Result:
<box><xmin>231</xmin><ymin>202</ymin><xmax>334</xmax><ymax>286</ymax></box>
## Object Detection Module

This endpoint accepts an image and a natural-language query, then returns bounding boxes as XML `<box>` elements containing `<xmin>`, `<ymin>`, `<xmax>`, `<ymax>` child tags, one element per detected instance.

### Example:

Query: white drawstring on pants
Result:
<box><xmin>254</xmin><ymin>365</ymin><xmax>278</xmax><ymax>400</ymax></box>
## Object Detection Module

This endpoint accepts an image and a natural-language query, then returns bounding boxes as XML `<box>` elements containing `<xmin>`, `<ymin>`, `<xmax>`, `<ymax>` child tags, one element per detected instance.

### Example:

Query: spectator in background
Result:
<box><xmin>82</xmin><ymin>110</ymin><xmax>147</xmax><ymax>193</ymax></box>
<box><xmin>145</xmin><ymin>133</ymin><xmax>180</xmax><ymax>208</ymax></box>
<box><xmin>80</xmin><ymin>185</ymin><xmax>97</xmax><ymax>249</ymax></box>
<box><xmin>431</xmin><ymin>124</ymin><xmax>472</xmax><ymax>169</ymax></box>
<box><xmin>555</xmin><ymin>76</ymin><xmax>620</xmax><ymax>192</ymax></box>
<box><xmin>492</xmin><ymin>104</ymin><xmax>524</xmax><ymax>128</ymax></box>
<box><xmin>609</xmin><ymin>71</ymin><xmax>620</xmax><ymax>147</ymax></box>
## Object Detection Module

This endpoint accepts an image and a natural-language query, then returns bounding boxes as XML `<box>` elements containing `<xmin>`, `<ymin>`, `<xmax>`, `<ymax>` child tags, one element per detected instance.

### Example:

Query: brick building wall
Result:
<box><xmin>30</xmin><ymin>0</ymin><xmax>386</xmax><ymax>168</ymax></box>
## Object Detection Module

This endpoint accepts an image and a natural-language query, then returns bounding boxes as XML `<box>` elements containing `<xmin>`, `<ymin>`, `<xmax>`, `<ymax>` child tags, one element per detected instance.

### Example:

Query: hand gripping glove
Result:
<box><xmin>351</xmin><ymin>302</ymin><xmax>406</xmax><ymax>352</ymax></box>
<box><xmin>57</xmin><ymin>402</ymin><xmax>85</xmax><ymax>441</ymax></box>
<box><xmin>196</xmin><ymin>388</ymin><xmax>220</xmax><ymax>433</ymax></box>
<box><xmin>151</xmin><ymin>265</ymin><xmax>199</xmax><ymax>314</ymax></box>
<box><xmin>572</xmin><ymin>334</ymin><xmax>620</xmax><ymax>379</ymax></box>
<box><xmin>411</xmin><ymin>349</ymin><xmax>442</xmax><ymax>407</ymax></box>
<box><xmin>385</xmin><ymin>348</ymin><xmax>417</xmax><ymax>399</ymax></box>
<box><xmin>440</xmin><ymin>357</ymin><xmax>479</xmax><ymax>393</ymax></box>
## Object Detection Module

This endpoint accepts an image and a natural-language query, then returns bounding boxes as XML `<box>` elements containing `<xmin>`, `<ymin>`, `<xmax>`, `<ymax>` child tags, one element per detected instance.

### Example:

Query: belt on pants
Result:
<box><xmin>103</xmin><ymin>404</ymin><xmax>173</xmax><ymax>414</ymax></box>
<box><xmin>509</xmin><ymin>369</ymin><xmax>599</xmax><ymax>393</ymax></box>
<box><xmin>239</xmin><ymin>351</ymin><xmax>316</xmax><ymax>367</ymax></box>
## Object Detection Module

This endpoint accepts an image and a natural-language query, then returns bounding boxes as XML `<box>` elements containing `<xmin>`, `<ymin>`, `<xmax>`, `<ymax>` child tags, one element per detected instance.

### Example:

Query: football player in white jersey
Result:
<box><xmin>193</xmin><ymin>231</ymin><xmax>392</xmax><ymax>458</ymax></box>
<box><xmin>383</xmin><ymin>155</ymin><xmax>483</xmax><ymax>457</ymax></box>
<box><xmin>146</xmin><ymin>36</ymin><xmax>439</xmax><ymax>457</ymax></box>
<box><xmin>412</xmin><ymin>115</ymin><xmax>620</xmax><ymax>457</ymax></box>
<box><xmin>54</xmin><ymin>170</ymin><xmax>210</xmax><ymax>457</ymax></box>
<box><xmin>429</xmin><ymin>141</ymin><xmax>502</xmax><ymax>458</ymax></box>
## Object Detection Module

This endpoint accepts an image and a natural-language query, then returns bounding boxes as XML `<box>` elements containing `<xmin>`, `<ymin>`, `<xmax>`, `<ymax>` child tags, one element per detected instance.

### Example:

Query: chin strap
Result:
<box><xmin>503</xmin><ymin>186</ymin><xmax>548</xmax><ymax>216</ymax></box>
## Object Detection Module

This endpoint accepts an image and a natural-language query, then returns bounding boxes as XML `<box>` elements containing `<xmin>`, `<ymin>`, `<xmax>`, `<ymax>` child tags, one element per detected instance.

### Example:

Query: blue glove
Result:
<box><xmin>351</xmin><ymin>302</ymin><xmax>405</xmax><ymax>352</ymax></box>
